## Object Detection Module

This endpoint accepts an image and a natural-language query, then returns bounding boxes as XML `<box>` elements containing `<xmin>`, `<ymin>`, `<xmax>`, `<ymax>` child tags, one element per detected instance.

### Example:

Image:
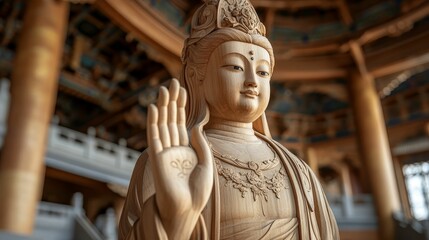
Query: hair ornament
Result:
<box><xmin>182</xmin><ymin>0</ymin><xmax>266</xmax><ymax>63</ymax></box>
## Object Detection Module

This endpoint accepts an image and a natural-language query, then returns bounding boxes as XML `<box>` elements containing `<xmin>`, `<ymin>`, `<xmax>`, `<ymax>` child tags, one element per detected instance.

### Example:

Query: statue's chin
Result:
<box><xmin>236</xmin><ymin>102</ymin><xmax>267</xmax><ymax>120</ymax></box>
<box><xmin>228</xmin><ymin>109</ymin><xmax>265</xmax><ymax>123</ymax></box>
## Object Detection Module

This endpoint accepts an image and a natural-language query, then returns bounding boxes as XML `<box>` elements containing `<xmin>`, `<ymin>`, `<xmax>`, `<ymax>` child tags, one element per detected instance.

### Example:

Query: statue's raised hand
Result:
<box><xmin>147</xmin><ymin>79</ymin><xmax>213</xmax><ymax>238</ymax></box>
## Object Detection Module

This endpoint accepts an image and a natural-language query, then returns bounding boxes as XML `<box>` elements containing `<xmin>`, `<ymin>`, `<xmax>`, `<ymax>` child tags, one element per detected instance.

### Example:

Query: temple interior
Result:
<box><xmin>0</xmin><ymin>0</ymin><xmax>429</xmax><ymax>239</ymax></box>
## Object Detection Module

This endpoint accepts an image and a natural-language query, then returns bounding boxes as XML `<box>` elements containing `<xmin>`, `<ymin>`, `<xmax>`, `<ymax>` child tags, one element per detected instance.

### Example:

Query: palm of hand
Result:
<box><xmin>147</xmin><ymin>79</ymin><xmax>213</xmax><ymax>219</ymax></box>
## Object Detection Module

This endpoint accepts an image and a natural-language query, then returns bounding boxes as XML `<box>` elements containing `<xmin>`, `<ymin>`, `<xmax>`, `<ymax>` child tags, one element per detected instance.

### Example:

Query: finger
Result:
<box><xmin>177</xmin><ymin>87</ymin><xmax>188</xmax><ymax>146</ymax></box>
<box><xmin>168</xmin><ymin>79</ymin><xmax>180</xmax><ymax>146</ymax></box>
<box><xmin>168</xmin><ymin>78</ymin><xmax>180</xmax><ymax>101</ymax></box>
<box><xmin>157</xmin><ymin>86</ymin><xmax>171</xmax><ymax>148</ymax></box>
<box><xmin>147</xmin><ymin>104</ymin><xmax>163</xmax><ymax>155</ymax></box>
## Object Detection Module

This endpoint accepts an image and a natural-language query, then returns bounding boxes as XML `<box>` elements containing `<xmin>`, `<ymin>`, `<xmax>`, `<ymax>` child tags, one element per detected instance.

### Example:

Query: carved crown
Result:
<box><xmin>185</xmin><ymin>0</ymin><xmax>266</xmax><ymax>47</ymax></box>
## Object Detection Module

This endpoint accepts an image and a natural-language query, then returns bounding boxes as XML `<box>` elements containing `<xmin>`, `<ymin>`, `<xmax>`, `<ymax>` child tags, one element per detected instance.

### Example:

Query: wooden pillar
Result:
<box><xmin>69</xmin><ymin>34</ymin><xmax>87</xmax><ymax>71</ymax></box>
<box><xmin>339</xmin><ymin>164</ymin><xmax>354</xmax><ymax>217</ymax></box>
<box><xmin>349</xmin><ymin>72</ymin><xmax>401</xmax><ymax>240</ymax></box>
<box><xmin>0</xmin><ymin>0</ymin><xmax>68</xmax><ymax>234</ymax></box>
<box><xmin>339</xmin><ymin>164</ymin><xmax>353</xmax><ymax>197</ymax></box>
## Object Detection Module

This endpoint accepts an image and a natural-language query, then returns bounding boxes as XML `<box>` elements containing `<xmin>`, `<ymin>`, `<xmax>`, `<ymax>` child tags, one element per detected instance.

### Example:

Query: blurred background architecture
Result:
<box><xmin>0</xmin><ymin>0</ymin><xmax>429</xmax><ymax>239</ymax></box>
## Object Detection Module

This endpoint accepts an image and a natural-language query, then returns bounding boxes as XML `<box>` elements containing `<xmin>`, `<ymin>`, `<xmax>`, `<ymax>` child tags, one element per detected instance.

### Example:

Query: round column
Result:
<box><xmin>0</xmin><ymin>0</ymin><xmax>69</xmax><ymax>234</ymax></box>
<box><xmin>349</xmin><ymin>72</ymin><xmax>401</xmax><ymax>240</ymax></box>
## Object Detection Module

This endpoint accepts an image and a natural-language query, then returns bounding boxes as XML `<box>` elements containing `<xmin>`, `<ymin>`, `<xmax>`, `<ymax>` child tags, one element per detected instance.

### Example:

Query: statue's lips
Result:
<box><xmin>240</xmin><ymin>89</ymin><xmax>259</xmax><ymax>98</ymax></box>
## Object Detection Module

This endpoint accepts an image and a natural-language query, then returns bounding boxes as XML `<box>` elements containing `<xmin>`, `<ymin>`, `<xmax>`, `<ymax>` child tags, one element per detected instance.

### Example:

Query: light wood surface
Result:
<box><xmin>349</xmin><ymin>72</ymin><xmax>401</xmax><ymax>240</ymax></box>
<box><xmin>119</xmin><ymin>0</ymin><xmax>339</xmax><ymax>239</ymax></box>
<box><xmin>0</xmin><ymin>0</ymin><xmax>69</xmax><ymax>234</ymax></box>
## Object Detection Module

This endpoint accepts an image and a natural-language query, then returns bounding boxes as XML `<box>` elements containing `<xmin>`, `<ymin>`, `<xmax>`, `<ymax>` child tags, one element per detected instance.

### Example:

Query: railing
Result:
<box><xmin>48</xmin><ymin>117</ymin><xmax>140</xmax><ymax>174</ymax></box>
<box><xmin>0</xmin><ymin>78</ymin><xmax>140</xmax><ymax>186</ymax></box>
<box><xmin>327</xmin><ymin>194</ymin><xmax>377</xmax><ymax>229</ymax></box>
<box><xmin>34</xmin><ymin>193</ymin><xmax>105</xmax><ymax>240</ymax></box>
<box><xmin>45</xmin><ymin>118</ymin><xmax>141</xmax><ymax>186</ymax></box>
<box><xmin>394</xmin><ymin>212</ymin><xmax>429</xmax><ymax>240</ymax></box>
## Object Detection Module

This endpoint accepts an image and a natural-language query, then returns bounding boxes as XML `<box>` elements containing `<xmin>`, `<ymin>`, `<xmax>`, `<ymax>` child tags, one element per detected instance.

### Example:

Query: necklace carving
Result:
<box><xmin>210</xmin><ymin>142</ymin><xmax>288</xmax><ymax>201</ymax></box>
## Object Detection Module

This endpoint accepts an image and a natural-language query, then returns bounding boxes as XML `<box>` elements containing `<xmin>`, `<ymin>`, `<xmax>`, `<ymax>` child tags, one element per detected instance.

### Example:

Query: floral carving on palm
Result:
<box><xmin>171</xmin><ymin>159</ymin><xmax>194</xmax><ymax>178</ymax></box>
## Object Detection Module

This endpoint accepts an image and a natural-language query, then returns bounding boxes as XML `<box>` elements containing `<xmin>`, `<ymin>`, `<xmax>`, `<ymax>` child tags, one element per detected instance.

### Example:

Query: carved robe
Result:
<box><xmin>118</xmin><ymin>133</ymin><xmax>339</xmax><ymax>240</ymax></box>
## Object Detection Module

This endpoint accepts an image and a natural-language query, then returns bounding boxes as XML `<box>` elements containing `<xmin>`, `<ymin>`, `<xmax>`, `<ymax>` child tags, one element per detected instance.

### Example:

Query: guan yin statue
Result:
<box><xmin>119</xmin><ymin>0</ymin><xmax>340</xmax><ymax>239</ymax></box>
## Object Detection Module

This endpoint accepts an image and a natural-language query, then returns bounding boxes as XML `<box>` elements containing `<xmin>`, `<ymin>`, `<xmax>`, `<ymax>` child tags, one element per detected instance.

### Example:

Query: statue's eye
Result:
<box><xmin>258</xmin><ymin>71</ymin><xmax>270</xmax><ymax>77</ymax></box>
<box><xmin>222</xmin><ymin>65</ymin><xmax>244</xmax><ymax>72</ymax></box>
<box><xmin>232</xmin><ymin>66</ymin><xmax>244</xmax><ymax>71</ymax></box>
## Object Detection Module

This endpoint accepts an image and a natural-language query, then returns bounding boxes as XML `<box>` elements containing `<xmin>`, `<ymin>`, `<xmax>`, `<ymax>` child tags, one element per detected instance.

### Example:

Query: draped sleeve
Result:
<box><xmin>118</xmin><ymin>150</ymin><xmax>208</xmax><ymax>240</ymax></box>
<box><xmin>272</xmin><ymin>141</ymin><xmax>340</xmax><ymax>240</ymax></box>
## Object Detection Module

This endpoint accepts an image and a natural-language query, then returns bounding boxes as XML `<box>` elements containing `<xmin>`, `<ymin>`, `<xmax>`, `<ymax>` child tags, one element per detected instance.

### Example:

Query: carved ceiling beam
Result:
<box><xmin>1</xmin><ymin>2</ymin><xmax>21</xmax><ymax>46</ymax></box>
<box><xmin>69</xmin><ymin>34</ymin><xmax>88</xmax><ymax>70</ymax></box>
<box><xmin>63</xmin><ymin>0</ymin><xmax>95</xmax><ymax>3</ymax></box>
<box><xmin>275</xmin><ymin>2</ymin><xmax>429</xmax><ymax>56</ymax></box>
<box><xmin>273</xmin><ymin>3</ymin><xmax>429</xmax><ymax>81</ymax></box>
<box><xmin>401</xmin><ymin>0</ymin><xmax>426</xmax><ymax>13</ymax></box>
<box><xmin>132</xmin><ymin>68</ymin><xmax>168</xmax><ymax>90</ymax></box>
<box><xmin>99</xmin><ymin>112</ymin><xmax>125</xmax><ymax>129</ymax></box>
<box><xmin>274</xmin><ymin>32</ymin><xmax>429</xmax><ymax>82</ymax></box>
<box><xmin>336</xmin><ymin>0</ymin><xmax>353</xmax><ymax>25</ymax></box>
<box><xmin>170</xmin><ymin>0</ymin><xmax>190</xmax><ymax>11</ymax></box>
<box><xmin>272</xmin><ymin>13</ymin><xmax>337</xmax><ymax>31</ymax></box>
<box><xmin>145</xmin><ymin>47</ymin><xmax>182</xmax><ymax>78</ymax></box>
<box><xmin>368</xmin><ymin>31</ymin><xmax>429</xmax><ymax>78</ymax></box>
<box><xmin>78</xmin><ymin>68</ymin><xmax>167</xmax><ymax>130</ymax></box>
<box><xmin>272</xmin><ymin>54</ymin><xmax>351</xmax><ymax>81</ymax></box>
<box><xmin>348</xmin><ymin>40</ymin><xmax>369</xmax><ymax>76</ymax></box>
<box><xmin>387</xmin><ymin>119</ymin><xmax>429</xmax><ymax>146</ymax></box>
<box><xmin>68</xmin><ymin>6</ymin><xmax>91</xmax><ymax>35</ymax></box>
<box><xmin>251</xmin><ymin>0</ymin><xmax>338</xmax><ymax>10</ymax></box>
<box><xmin>371</xmin><ymin>52</ymin><xmax>429</xmax><ymax>79</ymax></box>
<box><xmin>272</xmin><ymin>67</ymin><xmax>347</xmax><ymax>81</ymax></box>
<box><xmin>296</xmin><ymin>83</ymin><xmax>348</xmax><ymax>102</ymax></box>
<box><xmin>357</xmin><ymin>1</ymin><xmax>429</xmax><ymax>45</ymax></box>
<box><xmin>275</xmin><ymin>44</ymin><xmax>342</xmax><ymax>59</ymax></box>
<box><xmin>85</xmin><ymin>14</ymin><xmax>105</xmax><ymax>29</ymax></box>
<box><xmin>264</xmin><ymin>8</ymin><xmax>276</xmax><ymax>37</ymax></box>
<box><xmin>79</xmin><ymin>95</ymin><xmax>138</xmax><ymax>130</ymax></box>
<box><xmin>90</xmin><ymin>26</ymin><xmax>122</xmax><ymax>54</ymax></box>
<box><xmin>94</xmin><ymin>0</ymin><xmax>183</xmax><ymax>74</ymax></box>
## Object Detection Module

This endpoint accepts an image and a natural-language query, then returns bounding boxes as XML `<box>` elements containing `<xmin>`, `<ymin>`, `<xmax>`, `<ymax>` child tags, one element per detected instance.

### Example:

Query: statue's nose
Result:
<box><xmin>245</xmin><ymin>72</ymin><xmax>258</xmax><ymax>87</ymax></box>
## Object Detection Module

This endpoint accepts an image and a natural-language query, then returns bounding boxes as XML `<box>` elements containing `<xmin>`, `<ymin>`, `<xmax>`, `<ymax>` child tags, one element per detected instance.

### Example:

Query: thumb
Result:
<box><xmin>189</xmin><ymin>107</ymin><xmax>213</xmax><ymax>207</ymax></box>
<box><xmin>190</xmin><ymin>107</ymin><xmax>212</xmax><ymax>169</ymax></box>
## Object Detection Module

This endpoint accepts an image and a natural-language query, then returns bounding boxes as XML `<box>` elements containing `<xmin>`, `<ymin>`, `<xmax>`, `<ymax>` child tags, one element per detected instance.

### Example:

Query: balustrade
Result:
<box><xmin>0</xmin><ymin>79</ymin><xmax>140</xmax><ymax>185</ymax></box>
<box><xmin>47</xmin><ymin>118</ymin><xmax>140</xmax><ymax>180</ymax></box>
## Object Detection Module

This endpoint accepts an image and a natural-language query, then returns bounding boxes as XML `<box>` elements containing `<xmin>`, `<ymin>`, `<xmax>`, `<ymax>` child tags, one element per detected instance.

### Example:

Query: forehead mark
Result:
<box><xmin>218</xmin><ymin>43</ymin><xmax>270</xmax><ymax>64</ymax></box>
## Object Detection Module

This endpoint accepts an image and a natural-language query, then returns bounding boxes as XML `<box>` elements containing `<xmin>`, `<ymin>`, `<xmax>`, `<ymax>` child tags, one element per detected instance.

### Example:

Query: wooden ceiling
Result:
<box><xmin>0</xmin><ymin>0</ymin><xmax>428</xmax><ymax>151</ymax></box>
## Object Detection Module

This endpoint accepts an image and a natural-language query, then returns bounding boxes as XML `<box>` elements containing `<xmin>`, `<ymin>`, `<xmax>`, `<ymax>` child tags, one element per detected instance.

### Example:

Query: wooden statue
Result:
<box><xmin>119</xmin><ymin>0</ymin><xmax>339</xmax><ymax>239</ymax></box>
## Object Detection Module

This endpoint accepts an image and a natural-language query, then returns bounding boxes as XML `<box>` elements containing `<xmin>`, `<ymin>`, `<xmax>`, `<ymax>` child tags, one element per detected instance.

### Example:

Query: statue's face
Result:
<box><xmin>203</xmin><ymin>41</ymin><xmax>271</xmax><ymax>123</ymax></box>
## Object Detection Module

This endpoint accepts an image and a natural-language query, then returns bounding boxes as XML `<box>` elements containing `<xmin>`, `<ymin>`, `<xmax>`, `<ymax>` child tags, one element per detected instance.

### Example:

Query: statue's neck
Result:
<box><xmin>204</xmin><ymin>118</ymin><xmax>260</xmax><ymax>143</ymax></box>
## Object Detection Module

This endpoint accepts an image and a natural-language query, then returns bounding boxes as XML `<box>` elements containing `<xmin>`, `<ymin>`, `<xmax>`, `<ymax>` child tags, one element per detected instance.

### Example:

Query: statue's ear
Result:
<box><xmin>186</xmin><ymin>65</ymin><xmax>203</xmax><ymax>85</ymax></box>
<box><xmin>253</xmin><ymin>112</ymin><xmax>271</xmax><ymax>138</ymax></box>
